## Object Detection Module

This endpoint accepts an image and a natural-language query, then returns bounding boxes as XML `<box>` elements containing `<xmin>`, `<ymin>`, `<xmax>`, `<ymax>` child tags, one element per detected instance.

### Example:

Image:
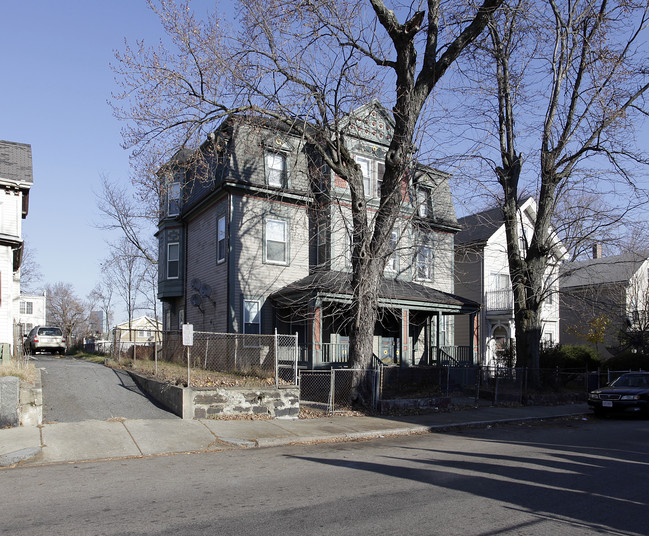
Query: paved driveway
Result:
<box><xmin>34</xmin><ymin>356</ymin><xmax>177</xmax><ymax>423</ymax></box>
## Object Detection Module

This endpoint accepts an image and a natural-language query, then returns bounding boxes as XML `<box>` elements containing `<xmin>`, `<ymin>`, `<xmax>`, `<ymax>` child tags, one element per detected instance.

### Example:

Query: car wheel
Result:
<box><xmin>593</xmin><ymin>407</ymin><xmax>606</xmax><ymax>418</ymax></box>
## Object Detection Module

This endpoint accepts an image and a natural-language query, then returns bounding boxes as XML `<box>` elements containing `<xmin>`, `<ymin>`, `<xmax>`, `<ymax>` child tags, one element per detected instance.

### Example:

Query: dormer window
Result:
<box><xmin>265</xmin><ymin>151</ymin><xmax>288</xmax><ymax>188</ymax></box>
<box><xmin>354</xmin><ymin>156</ymin><xmax>372</xmax><ymax>197</ymax></box>
<box><xmin>166</xmin><ymin>171</ymin><xmax>182</xmax><ymax>216</ymax></box>
<box><xmin>416</xmin><ymin>186</ymin><xmax>434</xmax><ymax>218</ymax></box>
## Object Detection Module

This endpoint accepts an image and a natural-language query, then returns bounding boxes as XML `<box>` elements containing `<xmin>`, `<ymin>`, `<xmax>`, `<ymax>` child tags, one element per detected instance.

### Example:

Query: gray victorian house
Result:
<box><xmin>157</xmin><ymin>102</ymin><xmax>479</xmax><ymax>368</ymax></box>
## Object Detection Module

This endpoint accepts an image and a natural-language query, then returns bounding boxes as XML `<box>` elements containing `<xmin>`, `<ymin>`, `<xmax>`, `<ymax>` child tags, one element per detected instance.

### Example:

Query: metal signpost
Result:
<box><xmin>182</xmin><ymin>323</ymin><xmax>194</xmax><ymax>387</ymax></box>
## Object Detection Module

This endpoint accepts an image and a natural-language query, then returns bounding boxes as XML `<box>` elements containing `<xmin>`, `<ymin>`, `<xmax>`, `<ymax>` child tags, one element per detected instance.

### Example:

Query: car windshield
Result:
<box><xmin>38</xmin><ymin>327</ymin><xmax>62</xmax><ymax>336</ymax></box>
<box><xmin>611</xmin><ymin>374</ymin><xmax>649</xmax><ymax>388</ymax></box>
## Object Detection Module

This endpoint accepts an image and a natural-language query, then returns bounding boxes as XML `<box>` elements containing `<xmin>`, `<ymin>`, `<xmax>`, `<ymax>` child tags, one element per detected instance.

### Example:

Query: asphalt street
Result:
<box><xmin>34</xmin><ymin>356</ymin><xmax>176</xmax><ymax>422</ymax></box>
<box><xmin>1</xmin><ymin>417</ymin><xmax>647</xmax><ymax>535</ymax></box>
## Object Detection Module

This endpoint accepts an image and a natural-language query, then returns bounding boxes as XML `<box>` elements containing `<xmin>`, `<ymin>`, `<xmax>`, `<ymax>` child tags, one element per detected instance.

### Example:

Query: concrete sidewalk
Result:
<box><xmin>0</xmin><ymin>403</ymin><xmax>590</xmax><ymax>468</ymax></box>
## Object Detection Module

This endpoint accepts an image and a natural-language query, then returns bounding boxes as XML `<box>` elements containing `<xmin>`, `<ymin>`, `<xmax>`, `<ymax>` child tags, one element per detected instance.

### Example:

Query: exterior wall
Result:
<box><xmin>454</xmin><ymin>200</ymin><xmax>563</xmax><ymax>367</ymax></box>
<box><xmin>560</xmin><ymin>283</ymin><xmax>627</xmax><ymax>357</ymax></box>
<box><xmin>14</xmin><ymin>292</ymin><xmax>46</xmax><ymax>335</ymax></box>
<box><xmin>230</xmin><ymin>195</ymin><xmax>310</xmax><ymax>334</ymax></box>
<box><xmin>0</xmin><ymin>247</ymin><xmax>14</xmax><ymax>349</ymax></box>
<box><xmin>185</xmin><ymin>196</ymin><xmax>229</xmax><ymax>332</ymax></box>
<box><xmin>0</xmin><ymin>189</ymin><xmax>25</xmax><ymax>350</ymax></box>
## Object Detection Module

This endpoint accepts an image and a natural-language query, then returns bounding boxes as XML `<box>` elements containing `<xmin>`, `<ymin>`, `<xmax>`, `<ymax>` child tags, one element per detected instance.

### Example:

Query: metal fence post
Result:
<box><xmin>329</xmin><ymin>369</ymin><xmax>335</xmax><ymax>414</ymax></box>
<box><xmin>294</xmin><ymin>332</ymin><xmax>298</xmax><ymax>386</ymax></box>
<box><xmin>274</xmin><ymin>328</ymin><xmax>279</xmax><ymax>388</ymax></box>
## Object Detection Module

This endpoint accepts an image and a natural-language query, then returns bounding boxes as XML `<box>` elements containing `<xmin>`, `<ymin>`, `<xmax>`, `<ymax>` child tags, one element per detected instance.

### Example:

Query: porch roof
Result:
<box><xmin>270</xmin><ymin>271</ymin><xmax>480</xmax><ymax>314</ymax></box>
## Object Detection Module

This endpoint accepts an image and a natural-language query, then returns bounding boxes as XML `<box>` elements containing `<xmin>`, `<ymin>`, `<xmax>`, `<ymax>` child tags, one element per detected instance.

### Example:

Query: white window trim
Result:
<box><xmin>167</xmin><ymin>180</ymin><xmax>181</xmax><ymax>216</ymax></box>
<box><xmin>217</xmin><ymin>215</ymin><xmax>226</xmax><ymax>264</ymax></box>
<box><xmin>265</xmin><ymin>151</ymin><xmax>288</xmax><ymax>188</ymax></box>
<box><xmin>264</xmin><ymin>218</ymin><xmax>288</xmax><ymax>265</ymax></box>
<box><xmin>167</xmin><ymin>242</ymin><xmax>180</xmax><ymax>280</ymax></box>
<box><xmin>354</xmin><ymin>155</ymin><xmax>373</xmax><ymax>198</ymax></box>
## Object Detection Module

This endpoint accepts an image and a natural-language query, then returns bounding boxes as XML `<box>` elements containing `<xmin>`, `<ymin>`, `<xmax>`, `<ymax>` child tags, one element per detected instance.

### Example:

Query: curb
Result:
<box><xmin>0</xmin><ymin>446</ymin><xmax>41</xmax><ymax>467</ymax></box>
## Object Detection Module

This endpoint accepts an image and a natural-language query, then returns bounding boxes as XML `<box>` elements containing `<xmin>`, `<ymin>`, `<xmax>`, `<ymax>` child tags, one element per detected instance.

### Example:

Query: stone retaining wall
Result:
<box><xmin>377</xmin><ymin>396</ymin><xmax>451</xmax><ymax>415</ymax></box>
<box><xmin>128</xmin><ymin>371</ymin><xmax>299</xmax><ymax>419</ymax></box>
<box><xmin>0</xmin><ymin>369</ymin><xmax>42</xmax><ymax>427</ymax></box>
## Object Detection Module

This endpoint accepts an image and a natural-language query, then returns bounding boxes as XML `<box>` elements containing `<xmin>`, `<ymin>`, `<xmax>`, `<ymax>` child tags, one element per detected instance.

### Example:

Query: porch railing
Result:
<box><xmin>486</xmin><ymin>289</ymin><xmax>514</xmax><ymax>312</ymax></box>
<box><xmin>320</xmin><ymin>342</ymin><xmax>350</xmax><ymax>364</ymax></box>
<box><xmin>432</xmin><ymin>345</ymin><xmax>474</xmax><ymax>366</ymax></box>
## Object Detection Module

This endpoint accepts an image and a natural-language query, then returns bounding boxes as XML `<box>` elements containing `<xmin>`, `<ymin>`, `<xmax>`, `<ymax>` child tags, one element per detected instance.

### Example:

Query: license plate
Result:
<box><xmin>602</xmin><ymin>401</ymin><xmax>613</xmax><ymax>408</ymax></box>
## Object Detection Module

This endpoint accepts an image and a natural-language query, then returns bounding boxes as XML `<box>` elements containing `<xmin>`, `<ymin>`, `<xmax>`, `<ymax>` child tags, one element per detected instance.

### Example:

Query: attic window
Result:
<box><xmin>265</xmin><ymin>152</ymin><xmax>287</xmax><ymax>188</ymax></box>
<box><xmin>416</xmin><ymin>186</ymin><xmax>434</xmax><ymax>218</ymax></box>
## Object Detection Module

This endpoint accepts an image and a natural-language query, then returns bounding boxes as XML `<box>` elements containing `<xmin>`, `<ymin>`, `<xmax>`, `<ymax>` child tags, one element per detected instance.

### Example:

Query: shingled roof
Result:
<box><xmin>561</xmin><ymin>252</ymin><xmax>649</xmax><ymax>289</ymax></box>
<box><xmin>0</xmin><ymin>140</ymin><xmax>33</xmax><ymax>186</ymax></box>
<box><xmin>270</xmin><ymin>270</ymin><xmax>480</xmax><ymax>313</ymax></box>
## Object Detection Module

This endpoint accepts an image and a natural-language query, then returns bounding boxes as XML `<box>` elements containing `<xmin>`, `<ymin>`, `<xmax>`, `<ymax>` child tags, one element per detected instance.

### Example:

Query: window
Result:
<box><xmin>416</xmin><ymin>187</ymin><xmax>434</xmax><ymax>218</ymax></box>
<box><xmin>377</xmin><ymin>162</ymin><xmax>385</xmax><ymax>198</ymax></box>
<box><xmin>355</xmin><ymin>156</ymin><xmax>372</xmax><ymax>197</ymax></box>
<box><xmin>385</xmin><ymin>230</ymin><xmax>398</xmax><ymax>273</ymax></box>
<box><xmin>178</xmin><ymin>309</ymin><xmax>185</xmax><ymax>329</ymax></box>
<box><xmin>265</xmin><ymin>219</ymin><xmax>287</xmax><ymax>264</ymax></box>
<box><xmin>167</xmin><ymin>179</ymin><xmax>181</xmax><ymax>216</ymax></box>
<box><xmin>316</xmin><ymin>222</ymin><xmax>327</xmax><ymax>265</ymax></box>
<box><xmin>518</xmin><ymin>229</ymin><xmax>527</xmax><ymax>256</ymax></box>
<box><xmin>415</xmin><ymin>234</ymin><xmax>433</xmax><ymax>281</ymax></box>
<box><xmin>167</xmin><ymin>242</ymin><xmax>180</xmax><ymax>279</ymax></box>
<box><xmin>491</xmin><ymin>273</ymin><xmax>510</xmax><ymax>290</ymax></box>
<box><xmin>20</xmin><ymin>301</ymin><xmax>33</xmax><ymax>315</ymax></box>
<box><xmin>265</xmin><ymin>152</ymin><xmax>287</xmax><ymax>187</ymax></box>
<box><xmin>244</xmin><ymin>299</ymin><xmax>260</xmax><ymax>334</ymax></box>
<box><xmin>217</xmin><ymin>215</ymin><xmax>226</xmax><ymax>263</ymax></box>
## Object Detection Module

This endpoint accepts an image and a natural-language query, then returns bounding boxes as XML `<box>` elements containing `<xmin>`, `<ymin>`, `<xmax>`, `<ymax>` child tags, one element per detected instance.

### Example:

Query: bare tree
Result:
<box><xmin>111</xmin><ymin>0</ymin><xmax>503</xmax><ymax>399</ymax></box>
<box><xmin>20</xmin><ymin>240</ymin><xmax>42</xmax><ymax>293</ymax></box>
<box><xmin>455</xmin><ymin>0</ymin><xmax>649</xmax><ymax>379</ymax></box>
<box><xmin>96</xmin><ymin>175</ymin><xmax>157</xmax><ymax>264</ymax></box>
<box><xmin>88</xmin><ymin>282</ymin><xmax>114</xmax><ymax>337</ymax></box>
<box><xmin>46</xmin><ymin>282</ymin><xmax>89</xmax><ymax>347</ymax></box>
<box><xmin>103</xmin><ymin>239</ymin><xmax>147</xmax><ymax>340</ymax></box>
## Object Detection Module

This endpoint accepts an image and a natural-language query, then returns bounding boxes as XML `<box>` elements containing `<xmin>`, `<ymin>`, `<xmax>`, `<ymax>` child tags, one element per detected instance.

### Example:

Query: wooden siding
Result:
<box><xmin>230</xmin><ymin>195</ymin><xmax>310</xmax><ymax>334</ymax></box>
<box><xmin>185</xmin><ymin>197</ymin><xmax>229</xmax><ymax>332</ymax></box>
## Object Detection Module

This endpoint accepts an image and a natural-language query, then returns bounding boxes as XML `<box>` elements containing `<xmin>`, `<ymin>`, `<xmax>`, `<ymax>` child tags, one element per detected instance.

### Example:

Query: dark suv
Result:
<box><xmin>26</xmin><ymin>326</ymin><xmax>66</xmax><ymax>355</ymax></box>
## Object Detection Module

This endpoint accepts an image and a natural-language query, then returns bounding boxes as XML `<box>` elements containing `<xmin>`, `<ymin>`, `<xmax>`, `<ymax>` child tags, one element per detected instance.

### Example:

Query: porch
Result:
<box><xmin>271</xmin><ymin>271</ymin><xmax>480</xmax><ymax>370</ymax></box>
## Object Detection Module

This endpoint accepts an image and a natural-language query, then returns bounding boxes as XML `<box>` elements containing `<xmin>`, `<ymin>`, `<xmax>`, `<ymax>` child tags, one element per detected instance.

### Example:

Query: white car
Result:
<box><xmin>26</xmin><ymin>326</ymin><xmax>66</xmax><ymax>355</ymax></box>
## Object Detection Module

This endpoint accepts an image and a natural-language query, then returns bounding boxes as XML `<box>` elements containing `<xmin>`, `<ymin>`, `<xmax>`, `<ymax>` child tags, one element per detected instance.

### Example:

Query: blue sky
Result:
<box><xmin>1</xmin><ymin>2</ymin><xmax>192</xmax><ymax>321</ymax></box>
<box><xmin>3</xmin><ymin>2</ymin><xmax>647</xmax><ymax>323</ymax></box>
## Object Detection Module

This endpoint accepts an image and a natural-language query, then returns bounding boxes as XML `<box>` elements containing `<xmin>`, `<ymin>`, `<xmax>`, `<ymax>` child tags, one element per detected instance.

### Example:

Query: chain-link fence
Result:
<box><xmin>111</xmin><ymin>328</ymin><xmax>298</xmax><ymax>387</ymax></box>
<box><xmin>299</xmin><ymin>368</ymin><xmax>379</xmax><ymax>413</ymax></box>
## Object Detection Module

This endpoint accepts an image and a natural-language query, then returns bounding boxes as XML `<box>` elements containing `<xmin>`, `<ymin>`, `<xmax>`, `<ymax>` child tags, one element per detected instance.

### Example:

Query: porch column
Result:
<box><xmin>436</xmin><ymin>311</ymin><xmax>442</xmax><ymax>361</ymax></box>
<box><xmin>471</xmin><ymin>312</ymin><xmax>479</xmax><ymax>365</ymax></box>
<box><xmin>401</xmin><ymin>309</ymin><xmax>410</xmax><ymax>366</ymax></box>
<box><xmin>310</xmin><ymin>299</ymin><xmax>322</xmax><ymax>367</ymax></box>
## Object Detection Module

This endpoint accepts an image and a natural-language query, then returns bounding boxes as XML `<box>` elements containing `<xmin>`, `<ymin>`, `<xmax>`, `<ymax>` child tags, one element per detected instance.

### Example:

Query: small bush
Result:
<box><xmin>540</xmin><ymin>344</ymin><xmax>601</xmax><ymax>370</ymax></box>
<box><xmin>601</xmin><ymin>350</ymin><xmax>649</xmax><ymax>371</ymax></box>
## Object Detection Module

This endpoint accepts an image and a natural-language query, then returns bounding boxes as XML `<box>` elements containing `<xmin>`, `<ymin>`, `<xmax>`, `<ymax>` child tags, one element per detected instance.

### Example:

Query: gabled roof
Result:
<box><xmin>560</xmin><ymin>252</ymin><xmax>649</xmax><ymax>289</ymax></box>
<box><xmin>0</xmin><ymin>140</ymin><xmax>33</xmax><ymax>187</ymax></box>
<box><xmin>115</xmin><ymin>315</ymin><xmax>162</xmax><ymax>330</ymax></box>
<box><xmin>270</xmin><ymin>271</ymin><xmax>480</xmax><ymax>313</ymax></box>
<box><xmin>455</xmin><ymin>206</ymin><xmax>504</xmax><ymax>245</ymax></box>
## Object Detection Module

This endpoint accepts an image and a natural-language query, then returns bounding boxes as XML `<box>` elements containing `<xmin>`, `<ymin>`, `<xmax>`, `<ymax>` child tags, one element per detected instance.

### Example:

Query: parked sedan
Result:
<box><xmin>588</xmin><ymin>372</ymin><xmax>649</xmax><ymax>417</ymax></box>
<box><xmin>26</xmin><ymin>326</ymin><xmax>66</xmax><ymax>355</ymax></box>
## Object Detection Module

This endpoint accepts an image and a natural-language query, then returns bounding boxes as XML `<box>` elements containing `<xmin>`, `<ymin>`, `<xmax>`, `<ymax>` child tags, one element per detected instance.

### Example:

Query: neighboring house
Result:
<box><xmin>560</xmin><ymin>248</ymin><xmax>649</xmax><ymax>357</ymax></box>
<box><xmin>0</xmin><ymin>140</ymin><xmax>33</xmax><ymax>357</ymax></box>
<box><xmin>454</xmin><ymin>198</ymin><xmax>565</xmax><ymax>367</ymax></box>
<box><xmin>157</xmin><ymin>101</ymin><xmax>480</xmax><ymax>368</ymax></box>
<box><xmin>15</xmin><ymin>291</ymin><xmax>46</xmax><ymax>336</ymax></box>
<box><xmin>114</xmin><ymin>316</ymin><xmax>163</xmax><ymax>344</ymax></box>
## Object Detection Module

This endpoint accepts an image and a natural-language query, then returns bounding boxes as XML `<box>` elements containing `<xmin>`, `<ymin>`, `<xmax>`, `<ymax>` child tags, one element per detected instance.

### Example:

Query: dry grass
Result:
<box><xmin>107</xmin><ymin>358</ymin><xmax>278</xmax><ymax>388</ymax></box>
<box><xmin>0</xmin><ymin>359</ymin><xmax>38</xmax><ymax>383</ymax></box>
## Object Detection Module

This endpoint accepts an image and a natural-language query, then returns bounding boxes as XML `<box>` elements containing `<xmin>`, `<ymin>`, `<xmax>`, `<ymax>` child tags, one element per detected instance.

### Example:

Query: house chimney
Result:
<box><xmin>592</xmin><ymin>244</ymin><xmax>603</xmax><ymax>259</ymax></box>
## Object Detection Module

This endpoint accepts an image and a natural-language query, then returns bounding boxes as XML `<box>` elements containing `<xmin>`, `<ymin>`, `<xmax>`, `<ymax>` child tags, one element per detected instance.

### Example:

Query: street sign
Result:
<box><xmin>182</xmin><ymin>323</ymin><xmax>194</xmax><ymax>346</ymax></box>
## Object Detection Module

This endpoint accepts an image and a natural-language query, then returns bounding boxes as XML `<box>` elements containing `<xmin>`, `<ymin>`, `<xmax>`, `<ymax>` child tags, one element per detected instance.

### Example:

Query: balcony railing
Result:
<box><xmin>486</xmin><ymin>289</ymin><xmax>514</xmax><ymax>312</ymax></box>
